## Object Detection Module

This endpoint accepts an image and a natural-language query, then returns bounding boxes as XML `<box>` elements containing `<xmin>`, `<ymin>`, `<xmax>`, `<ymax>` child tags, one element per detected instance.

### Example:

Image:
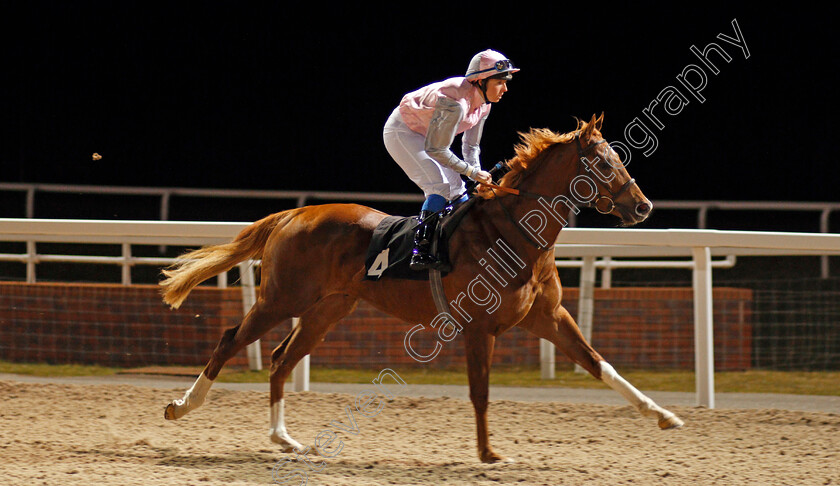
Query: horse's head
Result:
<box><xmin>576</xmin><ymin>113</ymin><xmax>652</xmax><ymax>226</ymax></box>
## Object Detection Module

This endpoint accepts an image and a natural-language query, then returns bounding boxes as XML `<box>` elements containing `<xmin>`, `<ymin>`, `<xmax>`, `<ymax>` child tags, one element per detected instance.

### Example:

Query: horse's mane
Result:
<box><xmin>475</xmin><ymin>119</ymin><xmax>591</xmax><ymax>200</ymax></box>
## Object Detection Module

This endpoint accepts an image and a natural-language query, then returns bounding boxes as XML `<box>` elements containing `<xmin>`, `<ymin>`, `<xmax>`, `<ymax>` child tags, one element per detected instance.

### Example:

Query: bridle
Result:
<box><xmin>574</xmin><ymin>135</ymin><xmax>637</xmax><ymax>215</ymax></box>
<box><xmin>481</xmin><ymin>132</ymin><xmax>638</xmax><ymax>250</ymax></box>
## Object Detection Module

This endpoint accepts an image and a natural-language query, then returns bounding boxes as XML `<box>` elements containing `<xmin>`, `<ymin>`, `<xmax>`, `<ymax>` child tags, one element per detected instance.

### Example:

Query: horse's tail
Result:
<box><xmin>160</xmin><ymin>211</ymin><xmax>287</xmax><ymax>309</ymax></box>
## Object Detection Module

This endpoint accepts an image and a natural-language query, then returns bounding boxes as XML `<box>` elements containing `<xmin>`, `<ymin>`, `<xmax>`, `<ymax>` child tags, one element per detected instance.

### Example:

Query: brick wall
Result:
<box><xmin>0</xmin><ymin>282</ymin><xmax>752</xmax><ymax>370</ymax></box>
<box><xmin>0</xmin><ymin>282</ymin><xmax>242</xmax><ymax>367</ymax></box>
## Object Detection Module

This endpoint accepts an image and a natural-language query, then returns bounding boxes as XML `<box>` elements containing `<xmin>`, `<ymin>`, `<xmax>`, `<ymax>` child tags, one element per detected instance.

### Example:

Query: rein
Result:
<box><xmin>482</xmin><ymin>181</ymin><xmax>554</xmax><ymax>250</ymax></box>
<box><xmin>479</xmin><ymin>133</ymin><xmax>638</xmax><ymax>250</ymax></box>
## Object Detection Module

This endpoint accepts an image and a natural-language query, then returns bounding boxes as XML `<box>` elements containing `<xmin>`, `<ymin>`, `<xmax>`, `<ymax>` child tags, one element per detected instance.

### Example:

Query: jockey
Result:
<box><xmin>383</xmin><ymin>49</ymin><xmax>520</xmax><ymax>271</ymax></box>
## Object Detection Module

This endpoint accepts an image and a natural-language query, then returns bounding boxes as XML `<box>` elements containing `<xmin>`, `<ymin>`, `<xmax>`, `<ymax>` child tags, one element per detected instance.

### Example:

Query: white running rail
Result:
<box><xmin>3</xmin><ymin>182</ymin><xmax>838</xmax><ymax>276</ymax></box>
<box><xmin>3</xmin><ymin>219</ymin><xmax>840</xmax><ymax>405</ymax></box>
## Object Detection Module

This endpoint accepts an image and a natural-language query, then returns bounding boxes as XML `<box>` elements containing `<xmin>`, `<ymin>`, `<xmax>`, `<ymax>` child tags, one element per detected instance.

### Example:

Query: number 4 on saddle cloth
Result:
<box><xmin>364</xmin><ymin>197</ymin><xmax>478</xmax><ymax>281</ymax></box>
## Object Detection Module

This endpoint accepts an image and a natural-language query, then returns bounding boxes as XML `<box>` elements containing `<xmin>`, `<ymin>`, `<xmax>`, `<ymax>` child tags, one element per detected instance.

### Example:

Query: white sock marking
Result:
<box><xmin>599</xmin><ymin>361</ymin><xmax>675</xmax><ymax>421</ymax></box>
<box><xmin>270</xmin><ymin>399</ymin><xmax>304</xmax><ymax>451</ymax></box>
<box><xmin>170</xmin><ymin>373</ymin><xmax>213</xmax><ymax>418</ymax></box>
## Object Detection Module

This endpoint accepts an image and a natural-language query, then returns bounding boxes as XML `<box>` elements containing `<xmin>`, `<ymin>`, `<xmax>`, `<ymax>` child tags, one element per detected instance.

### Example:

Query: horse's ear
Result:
<box><xmin>581</xmin><ymin>114</ymin><xmax>597</xmax><ymax>141</ymax></box>
<box><xmin>595</xmin><ymin>112</ymin><xmax>604</xmax><ymax>131</ymax></box>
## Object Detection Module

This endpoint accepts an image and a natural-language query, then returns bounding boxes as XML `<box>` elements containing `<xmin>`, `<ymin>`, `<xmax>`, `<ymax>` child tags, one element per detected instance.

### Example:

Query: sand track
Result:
<box><xmin>1</xmin><ymin>379</ymin><xmax>838</xmax><ymax>485</ymax></box>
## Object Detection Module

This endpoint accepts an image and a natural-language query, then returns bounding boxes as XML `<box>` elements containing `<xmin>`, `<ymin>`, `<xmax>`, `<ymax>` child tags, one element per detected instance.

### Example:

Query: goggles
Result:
<box><xmin>474</xmin><ymin>59</ymin><xmax>517</xmax><ymax>76</ymax></box>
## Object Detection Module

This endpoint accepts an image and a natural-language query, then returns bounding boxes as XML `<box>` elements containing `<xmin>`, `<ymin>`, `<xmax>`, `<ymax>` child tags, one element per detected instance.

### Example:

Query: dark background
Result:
<box><xmin>3</xmin><ymin>5</ymin><xmax>837</xmax><ymax>366</ymax></box>
<box><xmin>2</xmin><ymin>4</ymin><xmax>836</xmax><ymax>202</ymax></box>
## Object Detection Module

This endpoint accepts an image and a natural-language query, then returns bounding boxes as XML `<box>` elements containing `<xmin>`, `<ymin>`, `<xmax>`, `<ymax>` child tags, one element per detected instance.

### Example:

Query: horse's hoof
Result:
<box><xmin>658</xmin><ymin>414</ymin><xmax>684</xmax><ymax>430</ymax></box>
<box><xmin>480</xmin><ymin>451</ymin><xmax>513</xmax><ymax>464</ymax></box>
<box><xmin>164</xmin><ymin>402</ymin><xmax>183</xmax><ymax>420</ymax></box>
<box><xmin>270</xmin><ymin>432</ymin><xmax>305</xmax><ymax>454</ymax></box>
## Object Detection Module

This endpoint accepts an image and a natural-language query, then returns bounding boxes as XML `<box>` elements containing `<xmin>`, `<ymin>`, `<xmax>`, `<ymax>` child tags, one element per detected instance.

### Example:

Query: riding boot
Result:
<box><xmin>410</xmin><ymin>210</ymin><xmax>441</xmax><ymax>271</ymax></box>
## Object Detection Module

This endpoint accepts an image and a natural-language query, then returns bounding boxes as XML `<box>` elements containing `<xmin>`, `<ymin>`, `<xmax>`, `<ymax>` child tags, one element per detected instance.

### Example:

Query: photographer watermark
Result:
<box><xmin>522</xmin><ymin>18</ymin><xmax>749</xmax><ymax>247</ymax></box>
<box><xmin>610</xmin><ymin>18</ymin><xmax>749</xmax><ymax>163</ymax></box>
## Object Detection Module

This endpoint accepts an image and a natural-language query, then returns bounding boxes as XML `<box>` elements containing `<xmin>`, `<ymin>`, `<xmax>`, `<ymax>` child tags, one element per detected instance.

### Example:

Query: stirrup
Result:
<box><xmin>410</xmin><ymin>250</ymin><xmax>439</xmax><ymax>271</ymax></box>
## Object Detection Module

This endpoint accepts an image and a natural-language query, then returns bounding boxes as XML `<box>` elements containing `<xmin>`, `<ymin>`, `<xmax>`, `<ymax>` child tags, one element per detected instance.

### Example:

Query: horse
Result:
<box><xmin>159</xmin><ymin>113</ymin><xmax>683</xmax><ymax>464</ymax></box>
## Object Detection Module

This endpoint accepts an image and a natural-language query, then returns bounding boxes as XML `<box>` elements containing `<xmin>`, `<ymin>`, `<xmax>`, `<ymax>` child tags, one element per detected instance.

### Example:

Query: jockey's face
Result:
<box><xmin>483</xmin><ymin>78</ymin><xmax>509</xmax><ymax>103</ymax></box>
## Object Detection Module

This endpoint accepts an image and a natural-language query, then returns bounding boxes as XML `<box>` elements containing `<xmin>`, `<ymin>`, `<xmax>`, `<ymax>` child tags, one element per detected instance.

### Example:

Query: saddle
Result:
<box><xmin>364</xmin><ymin>197</ymin><xmax>478</xmax><ymax>281</ymax></box>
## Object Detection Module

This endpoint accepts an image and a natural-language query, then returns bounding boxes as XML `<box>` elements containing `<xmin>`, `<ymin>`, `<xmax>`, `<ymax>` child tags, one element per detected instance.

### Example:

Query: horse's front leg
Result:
<box><xmin>519</xmin><ymin>280</ymin><xmax>684</xmax><ymax>430</ymax></box>
<box><xmin>463</xmin><ymin>329</ymin><xmax>511</xmax><ymax>463</ymax></box>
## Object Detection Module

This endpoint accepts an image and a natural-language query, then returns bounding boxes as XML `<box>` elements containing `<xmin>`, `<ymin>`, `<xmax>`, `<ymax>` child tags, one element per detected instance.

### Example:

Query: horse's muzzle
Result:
<box><xmin>635</xmin><ymin>200</ymin><xmax>653</xmax><ymax>218</ymax></box>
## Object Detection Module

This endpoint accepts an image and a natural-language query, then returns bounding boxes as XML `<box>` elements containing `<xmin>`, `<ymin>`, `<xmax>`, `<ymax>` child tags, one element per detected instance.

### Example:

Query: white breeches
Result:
<box><xmin>383</xmin><ymin>108</ymin><xmax>466</xmax><ymax>201</ymax></box>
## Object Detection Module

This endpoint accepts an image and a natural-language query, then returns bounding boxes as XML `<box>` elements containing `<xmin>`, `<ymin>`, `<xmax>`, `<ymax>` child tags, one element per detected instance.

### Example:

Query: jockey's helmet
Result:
<box><xmin>465</xmin><ymin>49</ymin><xmax>520</xmax><ymax>82</ymax></box>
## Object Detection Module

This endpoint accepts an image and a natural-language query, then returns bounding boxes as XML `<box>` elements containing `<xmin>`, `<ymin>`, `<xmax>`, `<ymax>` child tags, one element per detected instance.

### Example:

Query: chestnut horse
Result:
<box><xmin>160</xmin><ymin>114</ymin><xmax>683</xmax><ymax>463</ymax></box>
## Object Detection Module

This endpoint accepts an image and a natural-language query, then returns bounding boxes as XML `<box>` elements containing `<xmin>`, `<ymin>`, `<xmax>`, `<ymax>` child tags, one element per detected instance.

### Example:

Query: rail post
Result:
<box><xmin>239</xmin><ymin>261</ymin><xmax>263</xmax><ymax>371</ymax></box>
<box><xmin>291</xmin><ymin>317</ymin><xmax>310</xmax><ymax>391</ymax></box>
<box><xmin>26</xmin><ymin>240</ymin><xmax>36</xmax><ymax>283</ymax></box>
<box><xmin>820</xmin><ymin>208</ymin><xmax>831</xmax><ymax>278</ymax></box>
<box><xmin>121</xmin><ymin>243</ymin><xmax>132</xmax><ymax>285</ymax></box>
<box><xmin>574</xmin><ymin>256</ymin><xmax>597</xmax><ymax>374</ymax></box>
<box><xmin>692</xmin><ymin>246</ymin><xmax>715</xmax><ymax>408</ymax></box>
<box><xmin>539</xmin><ymin>338</ymin><xmax>555</xmax><ymax>380</ymax></box>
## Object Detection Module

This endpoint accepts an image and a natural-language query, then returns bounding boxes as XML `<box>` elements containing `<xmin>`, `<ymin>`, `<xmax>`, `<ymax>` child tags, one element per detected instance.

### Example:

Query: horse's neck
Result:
<box><xmin>463</xmin><ymin>146</ymin><xmax>578</xmax><ymax>272</ymax></box>
<box><xmin>501</xmin><ymin>145</ymin><xmax>578</xmax><ymax>245</ymax></box>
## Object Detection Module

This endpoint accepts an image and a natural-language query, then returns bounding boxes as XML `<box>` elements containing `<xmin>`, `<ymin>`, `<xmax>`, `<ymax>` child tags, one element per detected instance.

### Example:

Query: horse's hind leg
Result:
<box><xmin>520</xmin><ymin>283</ymin><xmax>684</xmax><ymax>430</ymax></box>
<box><xmin>268</xmin><ymin>293</ymin><xmax>358</xmax><ymax>452</ymax></box>
<box><xmin>164</xmin><ymin>298</ymin><xmax>290</xmax><ymax>420</ymax></box>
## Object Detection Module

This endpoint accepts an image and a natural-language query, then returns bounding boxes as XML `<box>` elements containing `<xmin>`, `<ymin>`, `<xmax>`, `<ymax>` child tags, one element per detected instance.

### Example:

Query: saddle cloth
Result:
<box><xmin>363</xmin><ymin>197</ymin><xmax>477</xmax><ymax>281</ymax></box>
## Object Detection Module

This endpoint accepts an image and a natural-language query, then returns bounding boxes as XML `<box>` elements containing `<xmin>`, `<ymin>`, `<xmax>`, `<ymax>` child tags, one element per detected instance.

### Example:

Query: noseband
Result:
<box><xmin>574</xmin><ymin>134</ymin><xmax>636</xmax><ymax>215</ymax></box>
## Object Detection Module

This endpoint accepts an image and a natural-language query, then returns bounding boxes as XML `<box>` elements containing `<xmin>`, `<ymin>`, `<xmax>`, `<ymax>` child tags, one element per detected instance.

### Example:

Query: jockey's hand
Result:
<box><xmin>472</xmin><ymin>170</ymin><xmax>492</xmax><ymax>185</ymax></box>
